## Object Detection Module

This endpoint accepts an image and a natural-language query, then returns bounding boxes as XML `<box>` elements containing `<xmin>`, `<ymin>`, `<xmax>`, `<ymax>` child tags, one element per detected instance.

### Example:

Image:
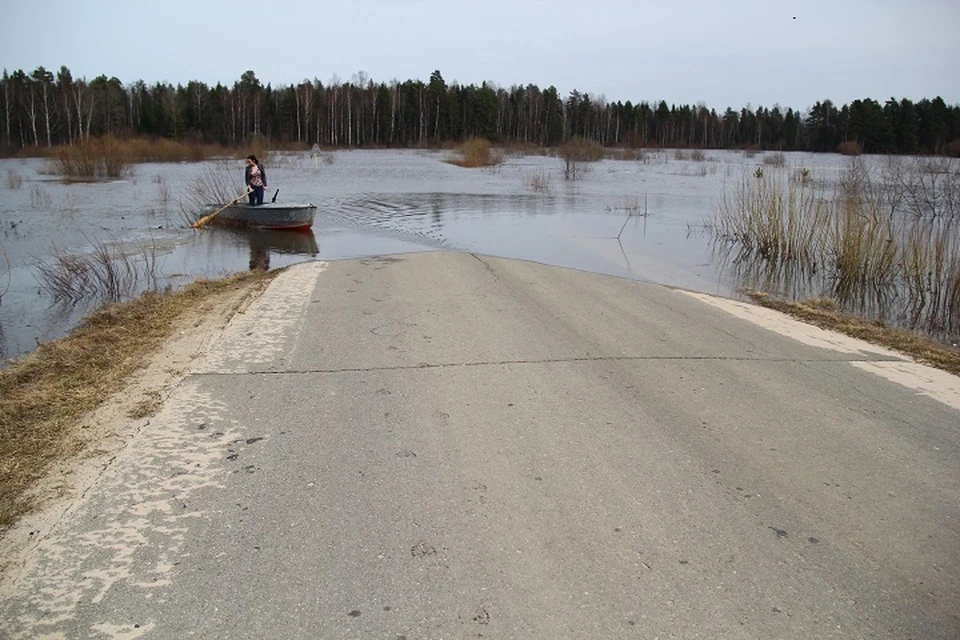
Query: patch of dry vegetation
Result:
<box><xmin>0</xmin><ymin>271</ymin><xmax>276</xmax><ymax>531</ymax></box>
<box><xmin>837</xmin><ymin>140</ymin><xmax>863</xmax><ymax>156</ymax></box>
<box><xmin>559</xmin><ymin>136</ymin><xmax>605</xmax><ymax>180</ymax></box>
<box><xmin>747</xmin><ymin>292</ymin><xmax>960</xmax><ymax>376</ymax></box>
<box><xmin>716</xmin><ymin>159</ymin><xmax>960</xmax><ymax>340</ymax></box>
<box><xmin>447</xmin><ymin>138</ymin><xmax>503</xmax><ymax>168</ymax></box>
<box><xmin>45</xmin><ymin>136</ymin><xmax>242</xmax><ymax>179</ymax></box>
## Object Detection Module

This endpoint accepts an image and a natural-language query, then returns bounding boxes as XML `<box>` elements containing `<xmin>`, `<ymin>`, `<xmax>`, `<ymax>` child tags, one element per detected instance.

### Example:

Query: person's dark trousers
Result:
<box><xmin>249</xmin><ymin>186</ymin><xmax>265</xmax><ymax>205</ymax></box>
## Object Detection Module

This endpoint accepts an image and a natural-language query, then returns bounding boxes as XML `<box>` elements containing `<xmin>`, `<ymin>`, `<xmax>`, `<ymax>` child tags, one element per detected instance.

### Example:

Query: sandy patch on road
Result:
<box><xmin>681</xmin><ymin>290</ymin><xmax>960</xmax><ymax>411</ymax></box>
<box><xmin>0</xmin><ymin>262</ymin><xmax>330</xmax><ymax>638</ymax></box>
<box><xmin>0</xmin><ymin>278</ymin><xmax>265</xmax><ymax>587</ymax></box>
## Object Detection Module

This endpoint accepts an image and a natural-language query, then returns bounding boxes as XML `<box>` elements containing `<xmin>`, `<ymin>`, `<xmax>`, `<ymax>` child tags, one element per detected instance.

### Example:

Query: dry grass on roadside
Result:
<box><xmin>0</xmin><ymin>271</ymin><xmax>276</xmax><ymax>531</ymax></box>
<box><xmin>747</xmin><ymin>292</ymin><xmax>960</xmax><ymax>376</ymax></box>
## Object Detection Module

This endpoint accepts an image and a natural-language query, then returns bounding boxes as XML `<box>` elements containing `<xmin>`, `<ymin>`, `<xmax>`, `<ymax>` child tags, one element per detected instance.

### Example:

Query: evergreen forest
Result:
<box><xmin>2</xmin><ymin>67</ymin><xmax>959</xmax><ymax>156</ymax></box>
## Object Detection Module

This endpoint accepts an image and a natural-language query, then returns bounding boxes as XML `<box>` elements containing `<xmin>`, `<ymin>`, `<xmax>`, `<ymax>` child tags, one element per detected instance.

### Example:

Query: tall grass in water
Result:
<box><xmin>178</xmin><ymin>161</ymin><xmax>247</xmax><ymax>227</ymax></box>
<box><xmin>828</xmin><ymin>169</ymin><xmax>899</xmax><ymax>303</ymax></box>
<box><xmin>49</xmin><ymin>135</ymin><xmax>132</xmax><ymax>179</ymax></box>
<box><xmin>36</xmin><ymin>237</ymin><xmax>160</xmax><ymax>304</ymax></box>
<box><xmin>716</xmin><ymin>171</ymin><xmax>829</xmax><ymax>266</ymax></box>
<box><xmin>47</xmin><ymin>136</ymin><xmax>239</xmax><ymax>179</ymax></box>
<box><xmin>901</xmin><ymin>219</ymin><xmax>960</xmax><ymax>335</ymax></box>
<box><xmin>715</xmin><ymin>159</ymin><xmax>960</xmax><ymax>341</ymax></box>
<box><xmin>5</xmin><ymin>170</ymin><xmax>22</xmax><ymax>189</ymax></box>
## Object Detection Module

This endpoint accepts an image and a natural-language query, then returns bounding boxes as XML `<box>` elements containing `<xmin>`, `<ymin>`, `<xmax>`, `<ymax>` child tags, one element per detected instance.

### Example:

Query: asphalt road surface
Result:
<box><xmin>2</xmin><ymin>252</ymin><xmax>959</xmax><ymax>639</ymax></box>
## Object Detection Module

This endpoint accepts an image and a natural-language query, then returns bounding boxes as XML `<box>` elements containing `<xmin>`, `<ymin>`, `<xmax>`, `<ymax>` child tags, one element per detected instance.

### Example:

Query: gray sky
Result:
<box><xmin>4</xmin><ymin>0</ymin><xmax>959</xmax><ymax>113</ymax></box>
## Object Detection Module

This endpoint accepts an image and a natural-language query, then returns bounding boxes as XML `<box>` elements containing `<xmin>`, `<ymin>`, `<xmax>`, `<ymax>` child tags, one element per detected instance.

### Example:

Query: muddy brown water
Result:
<box><xmin>0</xmin><ymin>149</ymin><xmax>940</xmax><ymax>362</ymax></box>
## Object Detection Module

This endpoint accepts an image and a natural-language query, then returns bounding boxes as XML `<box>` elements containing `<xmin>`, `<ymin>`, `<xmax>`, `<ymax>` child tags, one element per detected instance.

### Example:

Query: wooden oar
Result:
<box><xmin>191</xmin><ymin>192</ymin><xmax>248</xmax><ymax>230</ymax></box>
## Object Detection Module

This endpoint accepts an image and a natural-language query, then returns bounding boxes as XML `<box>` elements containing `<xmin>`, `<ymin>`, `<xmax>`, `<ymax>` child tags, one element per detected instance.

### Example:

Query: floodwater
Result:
<box><xmin>0</xmin><ymin>148</ymin><xmax>884</xmax><ymax>362</ymax></box>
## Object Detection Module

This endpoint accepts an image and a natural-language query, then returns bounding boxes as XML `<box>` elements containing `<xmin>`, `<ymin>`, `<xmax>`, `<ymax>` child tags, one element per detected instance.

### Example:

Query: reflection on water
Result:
<box><xmin>243</xmin><ymin>229</ymin><xmax>319</xmax><ymax>271</ymax></box>
<box><xmin>713</xmin><ymin>212</ymin><xmax>960</xmax><ymax>344</ymax></box>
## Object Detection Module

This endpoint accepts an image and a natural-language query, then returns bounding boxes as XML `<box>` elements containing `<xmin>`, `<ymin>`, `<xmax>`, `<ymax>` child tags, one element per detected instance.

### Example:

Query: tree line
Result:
<box><xmin>2</xmin><ymin>66</ymin><xmax>959</xmax><ymax>156</ymax></box>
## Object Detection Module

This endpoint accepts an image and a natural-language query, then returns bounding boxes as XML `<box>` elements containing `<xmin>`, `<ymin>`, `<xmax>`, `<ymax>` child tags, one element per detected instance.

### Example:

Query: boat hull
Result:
<box><xmin>207</xmin><ymin>203</ymin><xmax>317</xmax><ymax>231</ymax></box>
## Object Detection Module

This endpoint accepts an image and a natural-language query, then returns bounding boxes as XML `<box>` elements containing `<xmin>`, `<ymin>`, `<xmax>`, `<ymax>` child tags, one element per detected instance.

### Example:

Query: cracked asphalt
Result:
<box><xmin>2</xmin><ymin>252</ymin><xmax>958</xmax><ymax>639</ymax></box>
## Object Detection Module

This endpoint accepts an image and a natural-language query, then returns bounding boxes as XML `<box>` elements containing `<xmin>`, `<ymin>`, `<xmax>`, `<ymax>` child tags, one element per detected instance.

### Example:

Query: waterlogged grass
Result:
<box><xmin>716</xmin><ymin>171</ymin><xmax>829</xmax><ymax>265</ymax></box>
<box><xmin>715</xmin><ymin>160</ymin><xmax>960</xmax><ymax>342</ymax></box>
<box><xmin>36</xmin><ymin>237</ymin><xmax>161</xmax><ymax>304</ymax></box>
<box><xmin>748</xmin><ymin>293</ymin><xmax>960</xmax><ymax>376</ymax></box>
<box><xmin>45</xmin><ymin>136</ymin><xmax>249</xmax><ymax>179</ymax></box>
<box><xmin>0</xmin><ymin>271</ymin><xmax>276</xmax><ymax>531</ymax></box>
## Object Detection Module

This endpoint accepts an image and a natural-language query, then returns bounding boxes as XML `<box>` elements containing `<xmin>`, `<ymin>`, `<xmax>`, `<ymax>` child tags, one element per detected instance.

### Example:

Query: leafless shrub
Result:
<box><xmin>689</xmin><ymin>149</ymin><xmax>706</xmax><ymax>162</ymax></box>
<box><xmin>870</xmin><ymin>156</ymin><xmax>958</xmax><ymax>220</ymax></box>
<box><xmin>605</xmin><ymin>195</ymin><xmax>647</xmax><ymax>213</ymax></box>
<box><xmin>309</xmin><ymin>145</ymin><xmax>336</xmax><ymax>166</ymax></box>
<box><xmin>763</xmin><ymin>152</ymin><xmax>786</xmax><ymax>168</ymax></box>
<box><xmin>61</xmin><ymin>191</ymin><xmax>82</xmax><ymax>216</ymax></box>
<box><xmin>180</xmin><ymin>161</ymin><xmax>244</xmax><ymax>226</ymax></box>
<box><xmin>30</xmin><ymin>185</ymin><xmax>52</xmax><ymax>209</ymax></box>
<box><xmin>36</xmin><ymin>236</ymin><xmax>160</xmax><ymax>304</ymax></box>
<box><xmin>607</xmin><ymin>148</ymin><xmax>649</xmax><ymax>162</ymax></box>
<box><xmin>526</xmin><ymin>170</ymin><xmax>551</xmax><ymax>193</ymax></box>
<box><xmin>837</xmin><ymin>140</ymin><xmax>863</xmax><ymax>156</ymax></box>
<box><xmin>5</xmin><ymin>170</ymin><xmax>22</xmax><ymax>189</ymax></box>
<box><xmin>157</xmin><ymin>175</ymin><xmax>170</xmax><ymax>206</ymax></box>
<box><xmin>48</xmin><ymin>135</ymin><xmax>133</xmax><ymax>179</ymax></box>
<box><xmin>244</xmin><ymin>134</ymin><xmax>276</xmax><ymax>166</ymax></box>
<box><xmin>559</xmin><ymin>137</ymin><xmax>603</xmax><ymax>180</ymax></box>
<box><xmin>447</xmin><ymin>138</ymin><xmax>504</xmax><ymax>168</ymax></box>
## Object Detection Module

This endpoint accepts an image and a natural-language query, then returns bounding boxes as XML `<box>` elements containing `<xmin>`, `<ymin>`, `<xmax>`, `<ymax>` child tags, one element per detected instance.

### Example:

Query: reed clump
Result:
<box><xmin>837</xmin><ymin>140</ymin><xmax>863</xmax><ymax>156</ymax></box>
<box><xmin>123</xmin><ymin>137</ymin><xmax>224</xmax><ymax>163</ymax></box>
<box><xmin>447</xmin><ymin>138</ymin><xmax>504</xmax><ymax>168</ymax></box>
<box><xmin>35</xmin><ymin>237</ymin><xmax>160</xmax><ymax>304</ymax></box>
<box><xmin>526</xmin><ymin>170</ymin><xmax>551</xmax><ymax>193</ymax></box>
<box><xmin>47</xmin><ymin>136</ymin><xmax>235</xmax><ymax>179</ymax></box>
<box><xmin>5</xmin><ymin>170</ymin><xmax>22</xmax><ymax>189</ymax></box>
<box><xmin>716</xmin><ymin>171</ymin><xmax>829</xmax><ymax>265</ymax></box>
<box><xmin>48</xmin><ymin>135</ymin><xmax>136</xmax><ymax>178</ymax></box>
<box><xmin>715</xmin><ymin>159</ymin><xmax>960</xmax><ymax>341</ymax></box>
<box><xmin>763</xmin><ymin>152</ymin><xmax>786</xmax><ymax>168</ymax></box>
<box><xmin>179</xmin><ymin>160</ymin><xmax>247</xmax><ymax>227</ymax></box>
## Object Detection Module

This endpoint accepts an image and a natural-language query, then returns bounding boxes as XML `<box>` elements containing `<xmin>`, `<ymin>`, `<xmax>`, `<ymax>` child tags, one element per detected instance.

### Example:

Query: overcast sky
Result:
<box><xmin>4</xmin><ymin>0</ymin><xmax>959</xmax><ymax>113</ymax></box>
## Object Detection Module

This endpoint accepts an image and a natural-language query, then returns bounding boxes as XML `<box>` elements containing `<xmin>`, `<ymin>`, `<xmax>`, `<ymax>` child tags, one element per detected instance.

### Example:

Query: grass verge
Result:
<box><xmin>747</xmin><ymin>292</ymin><xmax>960</xmax><ymax>376</ymax></box>
<box><xmin>0</xmin><ymin>270</ymin><xmax>276</xmax><ymax>532</ymax></box>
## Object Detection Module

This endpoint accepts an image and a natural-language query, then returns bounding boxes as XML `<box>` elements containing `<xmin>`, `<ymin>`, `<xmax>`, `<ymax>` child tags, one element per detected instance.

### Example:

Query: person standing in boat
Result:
<box><xmin>244</xmin><ymin>155</ymin><xmax>267</xmax><ymax>206</ymax></box>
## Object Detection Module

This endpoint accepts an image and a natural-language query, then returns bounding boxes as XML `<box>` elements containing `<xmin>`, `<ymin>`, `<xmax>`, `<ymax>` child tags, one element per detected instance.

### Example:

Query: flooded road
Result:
<box><xmin>0</xmin><ymin>148</ymin><xmax>894</xmax><ymax>361</ymax></box>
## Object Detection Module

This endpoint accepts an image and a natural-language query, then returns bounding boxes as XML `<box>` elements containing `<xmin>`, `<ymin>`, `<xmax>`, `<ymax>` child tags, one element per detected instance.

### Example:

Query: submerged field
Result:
<box><xmin>0</xmin><ymin>148</ymin><xmax>957</xmax><ymax>362</ymax></box>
